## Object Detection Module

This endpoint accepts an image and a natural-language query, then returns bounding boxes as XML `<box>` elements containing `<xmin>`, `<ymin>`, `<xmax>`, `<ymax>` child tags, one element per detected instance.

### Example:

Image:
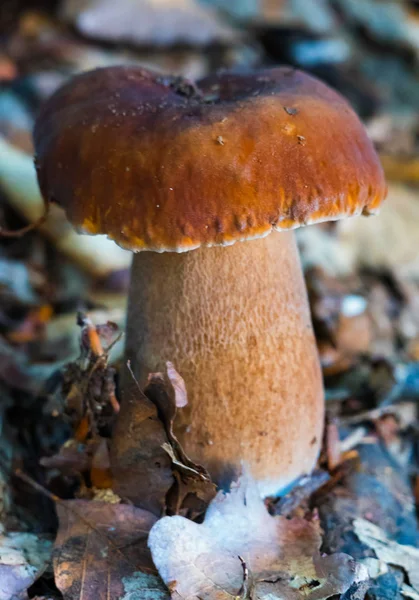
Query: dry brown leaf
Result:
<box><xmin>111</xmin><ymin>361</ymin><xmax>211</xmax><ymax>517</ymax></box>
<box><xmin>110</xmin><ymin>371</ymin><xmax>174</xmax><ymax>516</ymax></box>
<box><xmin>149</xmin><ymin>476</ymin><xmax>368</xmax><ymax>600</ymax></box>
<box><xmin>54</xmin><ymin>500</ymin><xmax>169</xmax><ymax>599</ymax></box>
<box><xmin>145</xmin><ymin>372</ymin><xmax>216</xmax><ymax>519</ymax></box>
<box><xmin>61</xmin><ymin>315</ymin><xmax>121</xmax><ymax>435</ymax></box>
<box><xmin>40</xmin><ymin>441</ymin><xmax>91</xmax><ymax>476</ymax></box>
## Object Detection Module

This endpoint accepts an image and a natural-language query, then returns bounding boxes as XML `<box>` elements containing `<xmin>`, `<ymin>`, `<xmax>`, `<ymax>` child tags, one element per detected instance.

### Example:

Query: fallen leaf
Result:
<box><xmin>358</xmin><ymin>556</ymin><xmax>419</xmax><ymax>599</ymax></box>
<box><xmin>60</xmin><ymin>0</ymin><xmax>236</xmax><ymax>47</ymax></box>
<box><xmin>149</xmin><ymin>476</ymin><xmax>367</xmax><ymax>599</ymax></box>
<box><xmin>0</xmin><ymin>527</ymin><xmax>51</xmax><ymax>600</ymax></box>
<box><xmin>40</xmin><ymin>440</ymin><xmax>91</xmax><ymax>476</ymax></box>
<box><xmin>53</xmin><ymin>500</ymin><xmax>168</xmax><ymax>599</ymax></box>
<box><xmin>145</xmin><ymin>372</ymin><xmax>216</xmax><ymax>519</ymax></box>
<box><xmin>316</xmin><ymin>442</ymin><xmax>419</xmax><ymax>563</ymax></box>
<box><xmin>110</xmin><ymin>372</ymin><xmax>174</xmax><ymax>516</ymax></box>
<box><xmin>112</xmin><ymin>363</ymin><xmax>214</xmax><ymax>517</ymax></box>
<box><xmin>354</xmin><ymin>518</ymin><xmax>419</xmax><ymax>592</ymax></box>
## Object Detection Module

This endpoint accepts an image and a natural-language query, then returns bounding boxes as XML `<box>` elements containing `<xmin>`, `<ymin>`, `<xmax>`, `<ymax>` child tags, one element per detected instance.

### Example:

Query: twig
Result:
<box><xmin>236</xmin><ymin>556</ymin><xmax>252</xmax><ymax>600</ymax></box>
<box><xmin>0</xmin><ymin>196</ymin><xmax>50</xmax><ymax>237</ymax></box>
<box><xmin>14</xmin><ymin>468</ymin><xmax>61</xmax><ymax>503</ymax></box>
<box><xmin>127</xmin><ymin>359</ymin><xmax>142</xmax><ymax>391</ymax></box>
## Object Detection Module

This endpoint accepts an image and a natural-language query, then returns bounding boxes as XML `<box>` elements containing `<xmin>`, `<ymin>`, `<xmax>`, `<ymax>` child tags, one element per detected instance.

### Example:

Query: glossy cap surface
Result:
<box><xmin>34</xmin><ymin>66</ymin><xmax>387</xmax><ymax>252</ymax></box>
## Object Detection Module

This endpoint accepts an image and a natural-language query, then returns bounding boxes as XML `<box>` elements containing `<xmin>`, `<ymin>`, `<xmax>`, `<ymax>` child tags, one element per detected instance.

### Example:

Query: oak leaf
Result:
<box><xmin>53</xmin><ymin>500</ymin><xmax>169</xmax><ymax>599</ymax></box>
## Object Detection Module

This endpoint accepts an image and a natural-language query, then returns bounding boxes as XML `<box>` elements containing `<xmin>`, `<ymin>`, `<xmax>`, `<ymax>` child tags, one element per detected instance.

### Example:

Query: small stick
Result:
<box><xmin>0</xmin><ymin>196</ymin><xmax>50</xmax><ymax>238</ymax></box>
<box><xmin>15</xmin><ymin>468</ymin><xmax>60</xmax><ymax>503</ymax></box>
<box><xmin>236</xmin><ymin>556</ymin><xmax>251</xmax><ymax>599</ymax></box>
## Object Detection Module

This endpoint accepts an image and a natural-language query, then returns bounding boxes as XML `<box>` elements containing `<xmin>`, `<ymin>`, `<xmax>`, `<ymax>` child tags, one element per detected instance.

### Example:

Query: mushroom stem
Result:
<box><xmin>120</xmin><ymin>230</ymin><xmax>324</xmax><ymax>497</ymax></box>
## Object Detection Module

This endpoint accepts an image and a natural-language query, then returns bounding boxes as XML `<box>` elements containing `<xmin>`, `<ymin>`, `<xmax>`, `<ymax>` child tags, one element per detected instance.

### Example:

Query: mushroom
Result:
<box><xmin>34</xmin><ymin>66</ymin><xmax>386</xmax><ymax>498</ymax></box>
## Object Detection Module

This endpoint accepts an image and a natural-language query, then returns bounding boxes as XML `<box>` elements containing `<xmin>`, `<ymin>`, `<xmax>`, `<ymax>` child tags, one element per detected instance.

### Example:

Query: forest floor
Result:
<box><xmin>2</xmin><ymin>1</ymin><xmax>419</xmax><ymax>599</ymax></box>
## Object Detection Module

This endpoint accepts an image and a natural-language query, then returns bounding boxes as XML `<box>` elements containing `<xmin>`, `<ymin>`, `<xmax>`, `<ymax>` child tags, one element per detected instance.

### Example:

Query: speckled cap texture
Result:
<box><xmin>34</xmin><ymin>66</ymin><xmax>387</xmax><ymax>252</ymax></box>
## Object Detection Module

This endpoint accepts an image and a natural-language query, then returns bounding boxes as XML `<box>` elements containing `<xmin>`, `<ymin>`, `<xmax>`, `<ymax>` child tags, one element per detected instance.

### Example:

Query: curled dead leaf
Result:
<box><xmin>149</xmin><ymin>475</ymin><xmax>367</xmax><ymax>600</ymax></box>
<box><xmin>110</xmin><ymin>373</ymin><xmax>174</xmax><ymax>516</ymax></box>
<box><xmin>145</xmin><ymin>371</ymin><xmax>216</xmax><ymax>519</ymax></box>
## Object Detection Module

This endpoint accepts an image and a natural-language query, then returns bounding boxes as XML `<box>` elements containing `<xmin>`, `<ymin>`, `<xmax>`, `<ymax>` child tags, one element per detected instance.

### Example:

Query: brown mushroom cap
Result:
<box><xmin>34</xmin><ymin>66</ymin><xmax>387</xmax><ymax>252</ymax></box>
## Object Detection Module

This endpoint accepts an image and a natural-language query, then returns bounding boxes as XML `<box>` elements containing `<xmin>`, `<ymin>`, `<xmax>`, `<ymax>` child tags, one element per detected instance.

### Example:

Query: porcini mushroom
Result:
<box><xmin>34</xmin><ymin>66</ymin><xmax>386</xmax><ymax>498</ymax></box>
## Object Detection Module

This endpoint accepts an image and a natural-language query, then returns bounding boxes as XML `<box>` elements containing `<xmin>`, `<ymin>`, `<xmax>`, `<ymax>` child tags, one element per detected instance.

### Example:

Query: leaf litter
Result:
<box><xmin>0</xmin><ymin>525</ymin><xmax>51</xmax><ymax>600</ymax></box>
<box><xmin>144</xmin><ymin>369</ymin><xmax>216</xmax><ymax>520</ymax></box>
<box><xmin>53</xmin><ymin>500</ymin><xmax>166</xmax><ymax>600</ymax></box>
<box><xmin>149</xmin><ymin>474</ymin><xmax>368</xmax><ymax>600</ymax></box>
<box><xmin>354</xmin><ymin>518</ymin><xmax>419</xmax><ymax>592</ymax></box>
<box><xmin>4</xmin><ymin>2</ymin><xmax>419</xmax><ymax>599</ymax></box>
